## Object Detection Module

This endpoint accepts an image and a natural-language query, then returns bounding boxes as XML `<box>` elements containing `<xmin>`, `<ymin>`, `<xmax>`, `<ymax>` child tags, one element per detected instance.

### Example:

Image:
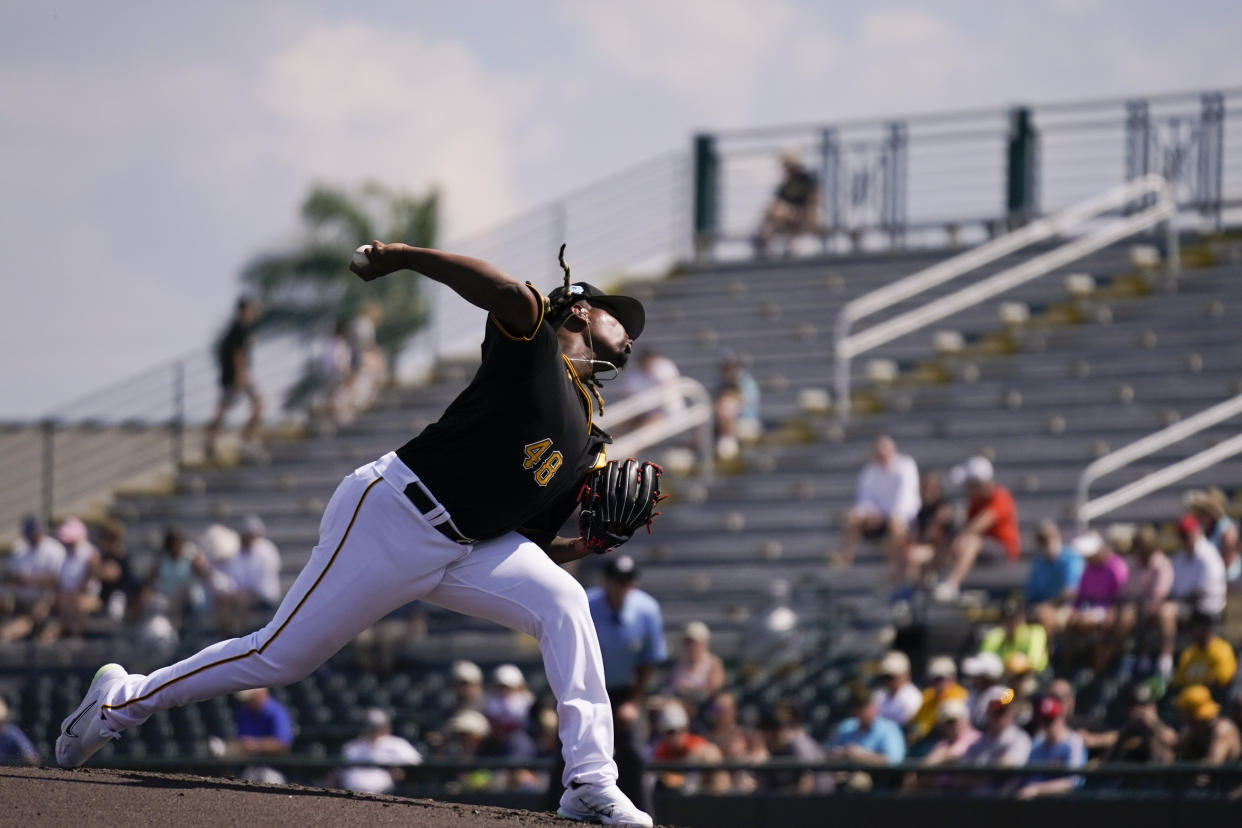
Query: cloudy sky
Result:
<box><xmin>2</xmin><ymin>0</ymin><xmax>1240</xmax><ymax>418</ymax></box>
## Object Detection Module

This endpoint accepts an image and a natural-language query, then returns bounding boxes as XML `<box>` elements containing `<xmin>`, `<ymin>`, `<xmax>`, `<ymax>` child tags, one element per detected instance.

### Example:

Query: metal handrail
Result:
<box><xmin>597</xmin><ymin>377</ymin><xmax>714</xmax><ymax>477</ymax></box>
<box><xmin>833</xmin><ymin>174</ymin><xmax>1180</xmax><ymax>420</ymax></box>
<box><xmin>1076</xmin><ymin>393</ymin><xmax>1242</xmax><ymax>527</ymax></box>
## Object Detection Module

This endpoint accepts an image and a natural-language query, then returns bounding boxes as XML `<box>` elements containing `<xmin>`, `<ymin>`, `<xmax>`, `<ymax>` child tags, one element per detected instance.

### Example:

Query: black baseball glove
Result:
<box><xmin>578</xmin><ymin>459</ymin><xmax>666</xmax><ymax>554</ymax></box>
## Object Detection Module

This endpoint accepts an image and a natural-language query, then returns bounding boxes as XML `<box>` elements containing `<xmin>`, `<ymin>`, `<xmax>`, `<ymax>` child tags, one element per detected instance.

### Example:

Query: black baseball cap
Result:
<box><xmin>549</xmin><ymin>281</ymin><xmax>645</xmax><ymax>340</ymax></box>
<box><xmin>604</xmin><ymin>554</ymin><xmax>640</xmax><ymax>581</ymax></box>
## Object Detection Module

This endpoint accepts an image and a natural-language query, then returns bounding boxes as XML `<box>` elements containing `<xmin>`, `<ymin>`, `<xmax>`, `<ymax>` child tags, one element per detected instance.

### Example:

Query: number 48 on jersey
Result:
<box><xmin>523</xmin><ymin>438</ymin><xmax>563</xmax><ymax>487</ymax></box>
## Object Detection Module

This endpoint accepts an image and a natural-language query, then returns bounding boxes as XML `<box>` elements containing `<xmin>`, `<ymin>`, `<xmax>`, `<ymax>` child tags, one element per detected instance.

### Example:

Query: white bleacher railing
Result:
<box><xmin>597</xmin><ymin>377</ymin><xmax>714</xmax><ymax>476</ymax></box>
<box><xmin>832</xmin><ymin>174</ymin><xmax>1180</xmax><ymax>421</ymax></box>
<box><xmin>1076</xmin><ymin>393</ymin><xmax>1242</xmax><ymax>528</ymax></box>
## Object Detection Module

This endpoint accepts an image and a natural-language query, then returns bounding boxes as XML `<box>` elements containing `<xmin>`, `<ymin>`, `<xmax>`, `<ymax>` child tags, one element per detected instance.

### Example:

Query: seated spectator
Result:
<box><xmin>1025</xmin><ymin>520</ymin><xmax>1083</xmax><ymax>635</ymax></box>
<box><xmin>1103</xmin><ymin>682</ymin><xmax>1177</xmax><ymax>765</ymax></box>
<box><xmin>336</xmin><ymin>707</ymin><xmax>422</xmax><ymax>794</ymax></box>
<box><xmin>1175</xmin><ymin>684</ymin><xmax>1242</xmax><ymax>765</ymax></box>
<box><xmin>980</xmin><ymin>599</ymin><xmax>1049</xmax><ymax>675</ymax></box>
<box><xmin>481</xmin><ymin>664</ymin><xmax>538</xmax><ymax>789</ymax></box>
<box><xmin>651</xmin><ymin>699</ymin><xmax>727</xmax><ymax>793</ymax></box>
<box><xmin>1002</xmin><ymin>652</ymin><xmax>1037</xmax><ymax>724</ymax></box>
<box><xmin>839</xmin><ymin>436</ymin><xmax>920</xmax><ymax>569</ymax></box>
<box><xmin>901</xmin><ymin>471</ymin><xmax>957</xmax><ymax>588</ymax></box>
<box><xmin>0</xmin><ymin>696</ymin><xmax>39</xmax><ymax>766</ymax></box>
<box><xmin>961</xmin><ymin>652</ymin><xmax>1005</xmax><ymax>729</ymax></box>
<box><xmin>1</xmin><ymin>515</ymin><xmax>66</xmax><ymax>642</ymax></box>
<box><xmin>348</xmin><ymin>302</ymin><xmax>387</xmax><ymax>411</ymax></box>
<box><xmin>1016</xmin><ymin>696</ymin><xmax>1085</xmax><ymax>799</ymax></box>
<box><xmin>231</xmin><ymin>687</ymin><xmax>294</xmax><ymax>757</ymax></box>
<box><xmin>95</xmin><ymin>519</ymin><xmax>140</xmax><ymax>622</ymax></box>
<box><xmin>1172</xmin><ymin>612</ymin><xmax>1237</xmax><ymax>691</ymax></box>
<box><xmin>756</xmin><ymin>702</ymin><xmax>827</xmax><ymax>794</ymax></box>
<box><xmin>960</xmin><ymin>687</ymin><xmax>1031</xmax><ymax>782</ymax></box>
<box><xmin>827</xmin><ymin>685</ymin><xmax>906</xmax><ymax>766</ymax></box>
<box><xmin>935</xmin><ymin>457</ymin><xmax>1020</xmax><ymax>602</ymax></box>
<box><xmin>874</xmin><ymin>650</ymin><xmax>923</xmax><ymax>727</ymax></box>
<box><xmin>703</xmin><ymin>692</ymin><xmax>766</xmax><ymax>793</ymax></box>
<box><xmin>713</xmin><ymin>351</ymin><xmax>761</xmax><ymax>461</ymax></box>
<box><xmin>909</xmin><ymin>656</ymin><xmax>969</xmax><ymax>746</ymax></box>
<box><xmin>215</xmin><ymin>515</ymin><xmax>282</xmax><ymax>635</ymax></box>
<box><xmin>921</xmin><ymin>699</ymin><xmax>980</xmax><ymax>767</ymax></box>
<box><xmin>1190</xmin><ymin>489</ymin><xmax>1239</xmax><ymax>582</ymax></box>
<box><xmin>317</xmin><ymin>319</ymin><xmax>356</xmax><ymax>428</ymax></box>
<box><xmin>141</xmin><ymin>526</ymin><xmax>212</xmax><ymax>631</ymax></box>
<box><xmin>753</xmin><ymin>150</ymin><xmax>819</xmax><ymax>257</ymax></box>
<box><xmin>1158</xmin><ymin>515</ymin><xmax>1227</xmax><ymax>678</ymax></box>
<box><xmin>52</xmin><ymin>517</ymin><xmax>101</xmax><ymax>641</ymax></box>
<box><xmin>667</xmin><ymin>621</ymin><xmax>725</xmax><ymax>711</ymax></box>
<box><xmin>619</xmin><ymin>349</ymin><xmax>683</xmax><ymax>428</ymax></box>
<box><xmin>1063</xmin><ymin>533</ymin><xmax>1128</xmax><ymax>671</ymax></box>
<box><xmin>439</xmin><ymin>710</ymin><xmax>493</xmax><ymax>791</ymax></box>
<box><xmin>1105</xmin><ymin>525</ymin><xmax>1173</xmax><ymax>674</ymax></box>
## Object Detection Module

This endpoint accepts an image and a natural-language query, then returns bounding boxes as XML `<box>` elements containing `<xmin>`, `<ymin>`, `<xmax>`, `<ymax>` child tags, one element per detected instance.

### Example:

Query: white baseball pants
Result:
<box><xmin>99</xmin><ymin>452</ymin><xmax>618</xmax><ymax>787</ymax></box>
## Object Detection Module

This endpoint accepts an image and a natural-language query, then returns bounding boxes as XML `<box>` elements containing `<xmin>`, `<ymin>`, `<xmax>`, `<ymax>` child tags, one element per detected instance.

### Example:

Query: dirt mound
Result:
<box><xmin>0</xmin><ymin>766</ymin><xmax>614</xmax><ymax>827</ymax></box>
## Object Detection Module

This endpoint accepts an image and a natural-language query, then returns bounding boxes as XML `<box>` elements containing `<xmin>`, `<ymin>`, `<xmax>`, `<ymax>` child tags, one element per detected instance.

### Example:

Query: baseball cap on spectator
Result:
<box><xmin>962</xmin><ymin>652</ymin><xmax>1004</xmax><ymax>681</ymax></box>
<box><xmin>363</xmin><ymin>707</ymin><xmax>390</xmax><ymax>732</ymax></box>
<box><xmin>1177</xmin><ymin>515</ymin><xmax>1201</xmax><ymax>537</ymax></box>
<box><xmin>1176</xmin><ymin>685</ymin><xmax>1219</xmax><ymax>721</ymax></box>
<box><xmin>22</xmin><ymin>515</ymin><xmax>42</xmax><ymax>540</ymax></box>
<box><xmin>879</xmin><ymin>650</ymin><xmax>911</xmax><ymax>677</ymax></box>
<box><xmin>1072</xmin><ymin>531</ymin><xmax>1105</xmax><ymax>558</ymax></box>
<box><xmin>684</xmin><ymin>621</ymin><xmax>711</xmax><ymax>643</ymax></box>
<box><xmin>493</xmin><ymin>664</ymin><xmax>525</xmax><ymax>689</ymax></box>
<box><xmin>242</xmin><ymin>514</ymin><xmax>266</xmax><ymax>537</ymax></box>
<box><xmin>448</xmin><ymin>710</ymin><xmax>491</xmax><ymax>738</ymax></box>
<box><xmin>927</xmin><ymin>656</ymin><xmax>957</xmax><ymax>681</ymax></box>
<box><xmin>1129</xmin><ymin>682</ymin><xmax>1158</xmax><ymax>706</ymax></box>
<box><xmin>950</xmin><ymin>456</ymin><xmax>993</xmax><ymax>487</ymax></box>
<box><xmin>57</xmin><ymin>517</ymin><xmax>88</xmax><ymax>546</ymax></box>
<box><xmin>980</xmin><ymin>686</ymin><xmax>1016</xmax><ymax>712</ymax></box>
<box><xmin>1037</xmin><ymin>696</ymin><xmax>1064</xmax><ymax>720</ymax></box>
<box><xmin>451</xmin><ymin>660</ymin><xmax>483</xmax><ymax>685</ymax></box>
<box><xmin>658</xmin><ymin>701</ymin><xmax>690</xmax><ymax>733</ymax></box>
<box><xmin>234</xmin><ymin>688</ymin><xmax>264</xmax><ymax>703</ymax></box>
<box><xmin>604</xmin><ymin>555</ymin><xmax>639</xmax><ymax>582</ymax></box>
<box><xmin>938</xmin><ymin>698</ymin><xmax>970</xmax><ymax>723</ymax></box>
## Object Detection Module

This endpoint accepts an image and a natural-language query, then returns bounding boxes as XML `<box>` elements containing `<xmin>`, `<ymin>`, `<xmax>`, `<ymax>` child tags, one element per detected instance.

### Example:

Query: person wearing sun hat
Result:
<box><xmin>1174</xmin><ymin>683</ymin><xmax>1241</xmax><ymax>764</ymax></box>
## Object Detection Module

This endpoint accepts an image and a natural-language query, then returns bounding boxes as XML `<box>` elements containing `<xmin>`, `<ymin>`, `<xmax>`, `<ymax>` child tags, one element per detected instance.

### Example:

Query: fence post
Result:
<box><xmin>692</xmin><ymin>134</ymin><xmax>720</xmax><ymax>260</ymax></box>
<box><xmin>1006</xmin><ymin>106</ymin><xmax>1039</xmax><ymax>227</ymax></box>
<box><xmin>172</xmin><ymin>360</ymin><xmax>186</xmax><ymax>469</ymax></box>
<box><xmin>40</xmin><ymin>419</ymin><xmax>55</xmax><ymax>522</ymax></box>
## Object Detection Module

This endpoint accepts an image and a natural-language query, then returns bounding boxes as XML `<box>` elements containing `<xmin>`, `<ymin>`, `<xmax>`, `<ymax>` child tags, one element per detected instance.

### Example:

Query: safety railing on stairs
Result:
<box><xmin>832</xmin><ymin>174</ymin><xmax>1180</xmax><ymax>421</ymax></box>
<box><xmin>597</xmin><ymin>377</ymin><xmax>715</xmax><ymax>477</ymax></box>
<box><xmin>1076</xmin><ymin>393</ymin><xmax>1242</xmax><ymax>528</ymax></box>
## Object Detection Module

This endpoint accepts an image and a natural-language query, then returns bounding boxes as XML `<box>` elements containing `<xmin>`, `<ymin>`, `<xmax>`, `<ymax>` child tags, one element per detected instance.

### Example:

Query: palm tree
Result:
<box><xmin>241</xmin><ymin>181</ymin><xmax>437</xmax><ymax>409</ymax></box>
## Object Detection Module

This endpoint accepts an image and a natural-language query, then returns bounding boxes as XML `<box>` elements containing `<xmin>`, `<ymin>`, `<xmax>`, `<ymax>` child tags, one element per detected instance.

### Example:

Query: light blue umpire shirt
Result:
<box><xmin>586</xmin><ymin>586</ymin><xmax>668</xmax><ymax>690</ymax></box>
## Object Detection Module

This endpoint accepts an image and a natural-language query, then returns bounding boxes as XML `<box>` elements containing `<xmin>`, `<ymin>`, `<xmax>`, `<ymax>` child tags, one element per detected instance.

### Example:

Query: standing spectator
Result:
<box><xmin>586</xmin><ymin>555</ymin><xmax>667</xmax><ymax>813</ymax></box>
<box><xmin>909</xmin><ymin>656</ymin><xmax>969</xmax><ymax>746</ymax></box>
<box><xmin>667</xmin><ymin>621</ymin><xmax>725</xmax><ymax>712</ymax></box>
<box><xmin>348</xmin><ymin>302</ymin><xmax>387</xmax><ymax>410</ymax></box>
<box><xmin>935</xmin><ymin>457</ymin><xmax>1020</xmax><ymax>602</ymax></box>
<box><xmin>960</xmin><ymin>686</ymin><xmax>1031</xmax><ymax>773</ymax></box>
<box><xmin>900</xmin><ymin>471</ymin><xmax>956</xmax><ymax>589</ymax></box>
<box><xmin>1158</xmin><ymin>515</ymin><xmax>1227</xmax><ymax>677</ymax></box>
<box><xmin>1</xmin><ymin>515</ymin><xmax>65</xmax><ymax>642</ymax></box>
<box><xmin>756</xmin><ymin>702</ymin><xmax>826</xmax><ymax>794</ymax></box>
<box><xmin>215</xmin><ymin>515</ymin><xmax>282</xmax><ymax>635</ymax></box>
<box><xmin>1064</xmin><ymin>533</ymin><xmax>1128</xmax><ymax>671</ymax></box>
<box><xmin>1103</xmin><ymin>683</ymin><xmax>1177</xmax><ymax>764</ymax></box>
<box><xmin>713</xmin><ymin>351</ymin><xmax>761</xmax><ymax>462</ymax></box>
<box><xmin>481</xmin><ymin>664</ymin><xmax>539</xmax><ymax>791</ymax></box>
<box><xmin>752</xmin><ymin>150</ymin><xmax>820</xmax><ymax>257</ymax></box>
<box><xmin>839</xmin><ymin>436</ymin><xmax>920</xmax><ymax>569</ymax></box>
<box><xmin>980</xmin><ymin>599</ymin><xmax>1049</xmax><ymax>675</ymax></box>
<box><xmin>619</xmin><ymin>350</ymin><xmax>684</xmax><ymax>427</ymax></box>
<box><xmin>205</xmin><ymin>296</ymin><xmax>263</xmax><ymax>462</ymax></box>
<box><xmin>95</xmin><ymin>519</ymin><xmax>139</xmax><ymax>622</ymax></box>
<box><xmin>317</xmin><ymin>319</ymin><xmax>356</xmax><ymax>428</ymax></box>
<box><xmin>1017</xmin><ymin>696</ymin><xmax>1086</xmax><ymax>799</ymax></box>
<box><xmin>1105</xmin><ymin>526</ymin><xmax>1173</xmax><ymax>674</ymax></box>
<box><xmin>827</xmin><ymin>685</ymin><xmax>906</xmax><ymax>766</ymax></box>
<box><xmin>1172</xmin><ymin>612</ymin><xmax>1237</xmax><ymax>692</ymax></box>
<box><xmin>874</xmin><ymin>650</ymin><xmax>923</xmax><ymax>727</ymax></box>
<box><xmin>335</xmin><ymin>707</ymin><xmax>422</xmax><ymax>794</ymax></box>
<box><xmin>1175</xmin><ymin>685</ymin><xmax>1242</xmax><ymax>765</ymax></box>
<box><xmin>51</xmin><ymin>517</ymin><xmax>101</xmax><ymax>641</ymax></box>
<box><xmin>1025</xmin><ymin>520</ymin><xmax>1083</xmax><ymax>635</ymax></box>
<box><xmin>962</xmin><ymin>652</ymin><xmax>1005</xmax><ymax>729</ymax></box>
<box><xmin>650</xmin><ymin>700</ymin><xmax>727</xmax><ymax>793</ymax></box>
<box><xmin>1191</xmin><ymin>489</ymin><xmax>1239</xmax><ymax>582</ymax></box>
<box><xmin>0</xmin><ymin>697</ymin><xmax>39</xmax><ymax>766</ymax></box>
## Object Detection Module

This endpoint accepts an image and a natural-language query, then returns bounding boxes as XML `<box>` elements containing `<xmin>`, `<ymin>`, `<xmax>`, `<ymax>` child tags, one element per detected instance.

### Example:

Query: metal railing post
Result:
<box><xmin>693</xmin><ymin>133</ymin><xmax>720</xmax><ymax>261</ymax></box>
<box><xmin>172</xmin><ymin>360</ymin><xmax>186</xmax><ymax>469</ymax></box>
<box><xmin>40</xmin><ymin>419</ymin><xmax>55</xmax><ymax>522</ymax></box>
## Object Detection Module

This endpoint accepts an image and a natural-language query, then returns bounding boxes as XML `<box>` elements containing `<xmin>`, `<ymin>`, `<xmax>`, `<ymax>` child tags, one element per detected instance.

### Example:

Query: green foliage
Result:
<box><xmin>240</xmin><ymin>181</ymin><xmax>438</xmax><ymax>409</ymax></box>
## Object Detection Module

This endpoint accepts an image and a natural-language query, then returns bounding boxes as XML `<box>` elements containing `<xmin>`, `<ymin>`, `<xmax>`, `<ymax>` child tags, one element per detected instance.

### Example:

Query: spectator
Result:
<box><xmin>703</xmin><ymin>692</ymin><xmax>766</xmax><ymax>793</ymax></box>
<box><xmin>756</xmin><ymin>702</ymin><xmax>827</xmax><ymax>794</ymax></box>
<box><xmin>960</xmin><ymin>686</ymin><xmax>1031</xmax><ymax>776</ymax></box>
<box><xmin>934</xmin><ymin>456</ymin><xmax>1020</xmax><ymax>602</ymax></box>
<box><xmin>231</xmin><ymin>687</ymin><xmax>294</xmax><ymax>757</ymax></box>
<box><xmin>52</xmin><ymin>517</ymin><xmax>101</xmax><ymax>641</ymax></box>
<box><xmin>839</xmin><ymin>436</ymin><xmax>920</xmax><ymax>569</ymax></box>
<box><xmin>1190</xmin><ymin>489</ymin><xmax>1239</xmax><ymax>582</ymax></box>
<box><xmin>586</xmin><ymin>555</ymin><xmax>667</xmax><ymax>812</ymax></box>
<box><xmin>667</xmin><ymin>621</ymin><xmax>725</xmax><ymax>711</ymax></box>
<box><xmin>317</xmin><ymin>319</ymin><xmax>356</xmax><ymax>428</ymax></box>
<box><xmin>1175</xmin><ymin>684</ymin><xmax>1242</xmax><ymax>765</ymax></box>
<box><xmin>619</xmin><ymin>350</ymin><xmax>684</xmax><ymax>427</ymax></box>
<box><xmin>874</xmin><ymin>650</ymin><xmax>923</xmax><ymax>727</ymax></box>
<box><xmin>650</xmin><ymin>699</ymin><xmax>727</xmax><ymax>793</ymax></box>
<box><xmin>441</xmin><ymin>710</ymin><xmax>493</xmax><ymax>792</ymax></box>
<box><xmin>900</xmin><ymin>471</ymin><xmax>956</xmax><ymax>589</ymax></box>
<box><xmin>450</xmin><ymin>660</ymin><xmax>485</xmax><ymax>714</ymax></box>
<box><xmin>1158</xmin><ymin>515</ymin><xmax>1227</xmax><ymax>677</ymax></box>
<box><xmin>962</xmin><ymin>652</ymin><xmax>1005</xmax><ymax>729</ymax></box>
<box><xmin>336</xmin><ymin>707</ymin><xmax>422</xmax><ymax>794</ymax></box>
<box><xmin>713</xmin><ymin>351</ymin><xmax>761</xmax><ymax>461</ymax></box>
<box><xmin>1105</xmin><ymin>525</ymin><xmax>1173</xmax><ymax>674</ymax></box>
<box><xmin>481</xmin><ymin>664</ymin><xmax>539</xmax><ymax>790</ymax></box>
<box><xmin>348</xmin><ymin>302</ymin><xmax>388</xmax><ymax>410</ymax></box>
<box><xmin>205</xmin><ymin>296</ymin><xmax>263</xmax><ymax>462</ymax></box>
<box><xmin>827</xmin><ymin>685</ymin><xmax>906</xmax><ymax>766</ymax></box>
<box><xmin>909</xmin><ymin>656</ymin><xmax>969</xmax><ymax>746</ymax></box>
<box><xmin>95</xmin><ymin>519</ymin><xmax>139</xmax><ymax>622</ymax></box>
<box><xmin>980</xmin><ymin>599</ymin><xmax>1049</xmax><ymax>675</ymax></box>
<box><xmin>1016</xmin><ymin>696</ymin><xmax>1086</xmax><ymax>799</ymax></box>
<box><xmin>1172</xmin><ymin>612</ymin><xmax>1237</xmax><ymax>691</ymax></box>
<box><xmin>0</xmin><ymin>696</ymin><xmax>39</xmax><ymax>766</ymax></box>
<box><xmin>752</xmin><ymin>150</ymin><xmax>820</xmax><ymax>257</ymax></box>
<box><xmin>141</xmin><ymin>527</ymin><xmax>211</xmax><ymax>631</ymax></box>
<box><xmin>1103</xmin><ymin>683</ymin><xmax>1177</xmax><ymax>764</ymax></box>
<box><xmin>921</xmin><ymin>699</ymin><xmax>979</xmax><ymax>767</ymax></box>
<box><xmin>1</xmin><ymin>515</ymin><xmax>65</xmax><ymax>642</ymax></box>
<box><xmin>1025</xmin><ymin>520</ymin><xmax>1083</xmax><ymax>634</ymax></box>
<box><xmin>215</xmin><ymin>515</ymin><xmax>282</xmax><ymax>634</ymax></box>
<box><xmin>1063</xmin><ymin>533</ymin><xmax>1128</xmax><ymax>671</ymax></box>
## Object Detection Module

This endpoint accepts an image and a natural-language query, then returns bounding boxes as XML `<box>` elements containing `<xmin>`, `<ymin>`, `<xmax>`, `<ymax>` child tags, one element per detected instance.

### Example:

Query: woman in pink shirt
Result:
<box><xmin>1100</xmin><ymin>526</ymin><xmax>1173</xmax><ymax>671</ymax></box>
<box><xmin>1065</xmin><ymin>533</ymin><xmax>1129</xmax><ymax>671</ymax></box>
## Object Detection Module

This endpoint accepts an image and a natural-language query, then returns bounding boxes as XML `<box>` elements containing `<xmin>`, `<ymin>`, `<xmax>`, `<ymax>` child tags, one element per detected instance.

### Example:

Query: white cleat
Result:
<box><xmin>557</xmin><ymin>782</ymin><xmax>654</xmax><ymax>827</ymax></box>
<box><xmin>56</xmin><ymin>663</ymin><xmax>126</xmax><ymax>767</ymax></box>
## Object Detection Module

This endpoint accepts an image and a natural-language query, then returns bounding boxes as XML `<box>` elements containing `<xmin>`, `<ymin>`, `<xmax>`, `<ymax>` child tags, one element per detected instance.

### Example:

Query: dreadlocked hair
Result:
<box><xmin>548</xmin><ymin>243</ymin><xmax>607</xmax><ymax>417</ymax></box>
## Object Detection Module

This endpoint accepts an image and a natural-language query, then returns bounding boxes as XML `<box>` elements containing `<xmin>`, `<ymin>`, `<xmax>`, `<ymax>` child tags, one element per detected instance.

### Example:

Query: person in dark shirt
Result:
<box><xmin>204</xmin><ymin>297</ymin><xmax>263</xmax><ymax>461</ymax></box>
<box><xmin>96</xmin><ymin>519</ymin><xmax>140</xmax><ymax>621</ymax></box>
<box><xmin>753</xmin><ymin>151</ymin><xmax>820</xmax><ymax>257</ymax></box>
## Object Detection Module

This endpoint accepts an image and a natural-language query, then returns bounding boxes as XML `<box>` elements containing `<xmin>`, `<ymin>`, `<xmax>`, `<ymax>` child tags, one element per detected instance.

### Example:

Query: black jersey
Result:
<box><xmin>395</xmin><ymin>287</ymin><xmax>608</xmax><ymax>541</ymax></box>
<box><xmin>216</xmin><ymin>319</ymin><xmax>252</xmax><ymax>388</ymax></box>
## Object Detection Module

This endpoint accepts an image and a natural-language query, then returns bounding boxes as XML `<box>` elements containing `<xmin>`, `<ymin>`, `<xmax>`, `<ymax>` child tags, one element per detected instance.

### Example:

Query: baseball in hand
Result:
<box><xmin>351</xmin><ymin>245</ymin><xmax>373</xmax><ymax>270</ymax></box>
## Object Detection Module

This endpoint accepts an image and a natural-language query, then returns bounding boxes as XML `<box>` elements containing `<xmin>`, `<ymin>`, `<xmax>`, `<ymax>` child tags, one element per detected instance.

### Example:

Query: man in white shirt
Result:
<box><xmin>1158</xmin><ymin>515</ymin><xmax>1227</xmax><ymax>677</ymax></box>
<box><xmin>875</xmin><ymin>650</ymin><xmax>923</xmax><ymax>727</ymax></box>
<box><xmin>1</xmin><ymin>516</ymin><xmax>66</xmax><ymax>641</ymax></box>
<box><xmin>336</xmin><ymin>707</ymin><xmax>422</xmax><ymax>794</ymax></box>
<box><xmin>214</xmin><ymin>516</ymin><xmax>282</xmax><ymax>635</ymax></box>
<box><xmin>620</xmin><ymin>350</ymin><xmax>684</xmax><ymax>424</ymax></box>
<box><xmin>839</xmin><ymin>436</ymin><xmax>920</xmax><ymax>566</ymax></box>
